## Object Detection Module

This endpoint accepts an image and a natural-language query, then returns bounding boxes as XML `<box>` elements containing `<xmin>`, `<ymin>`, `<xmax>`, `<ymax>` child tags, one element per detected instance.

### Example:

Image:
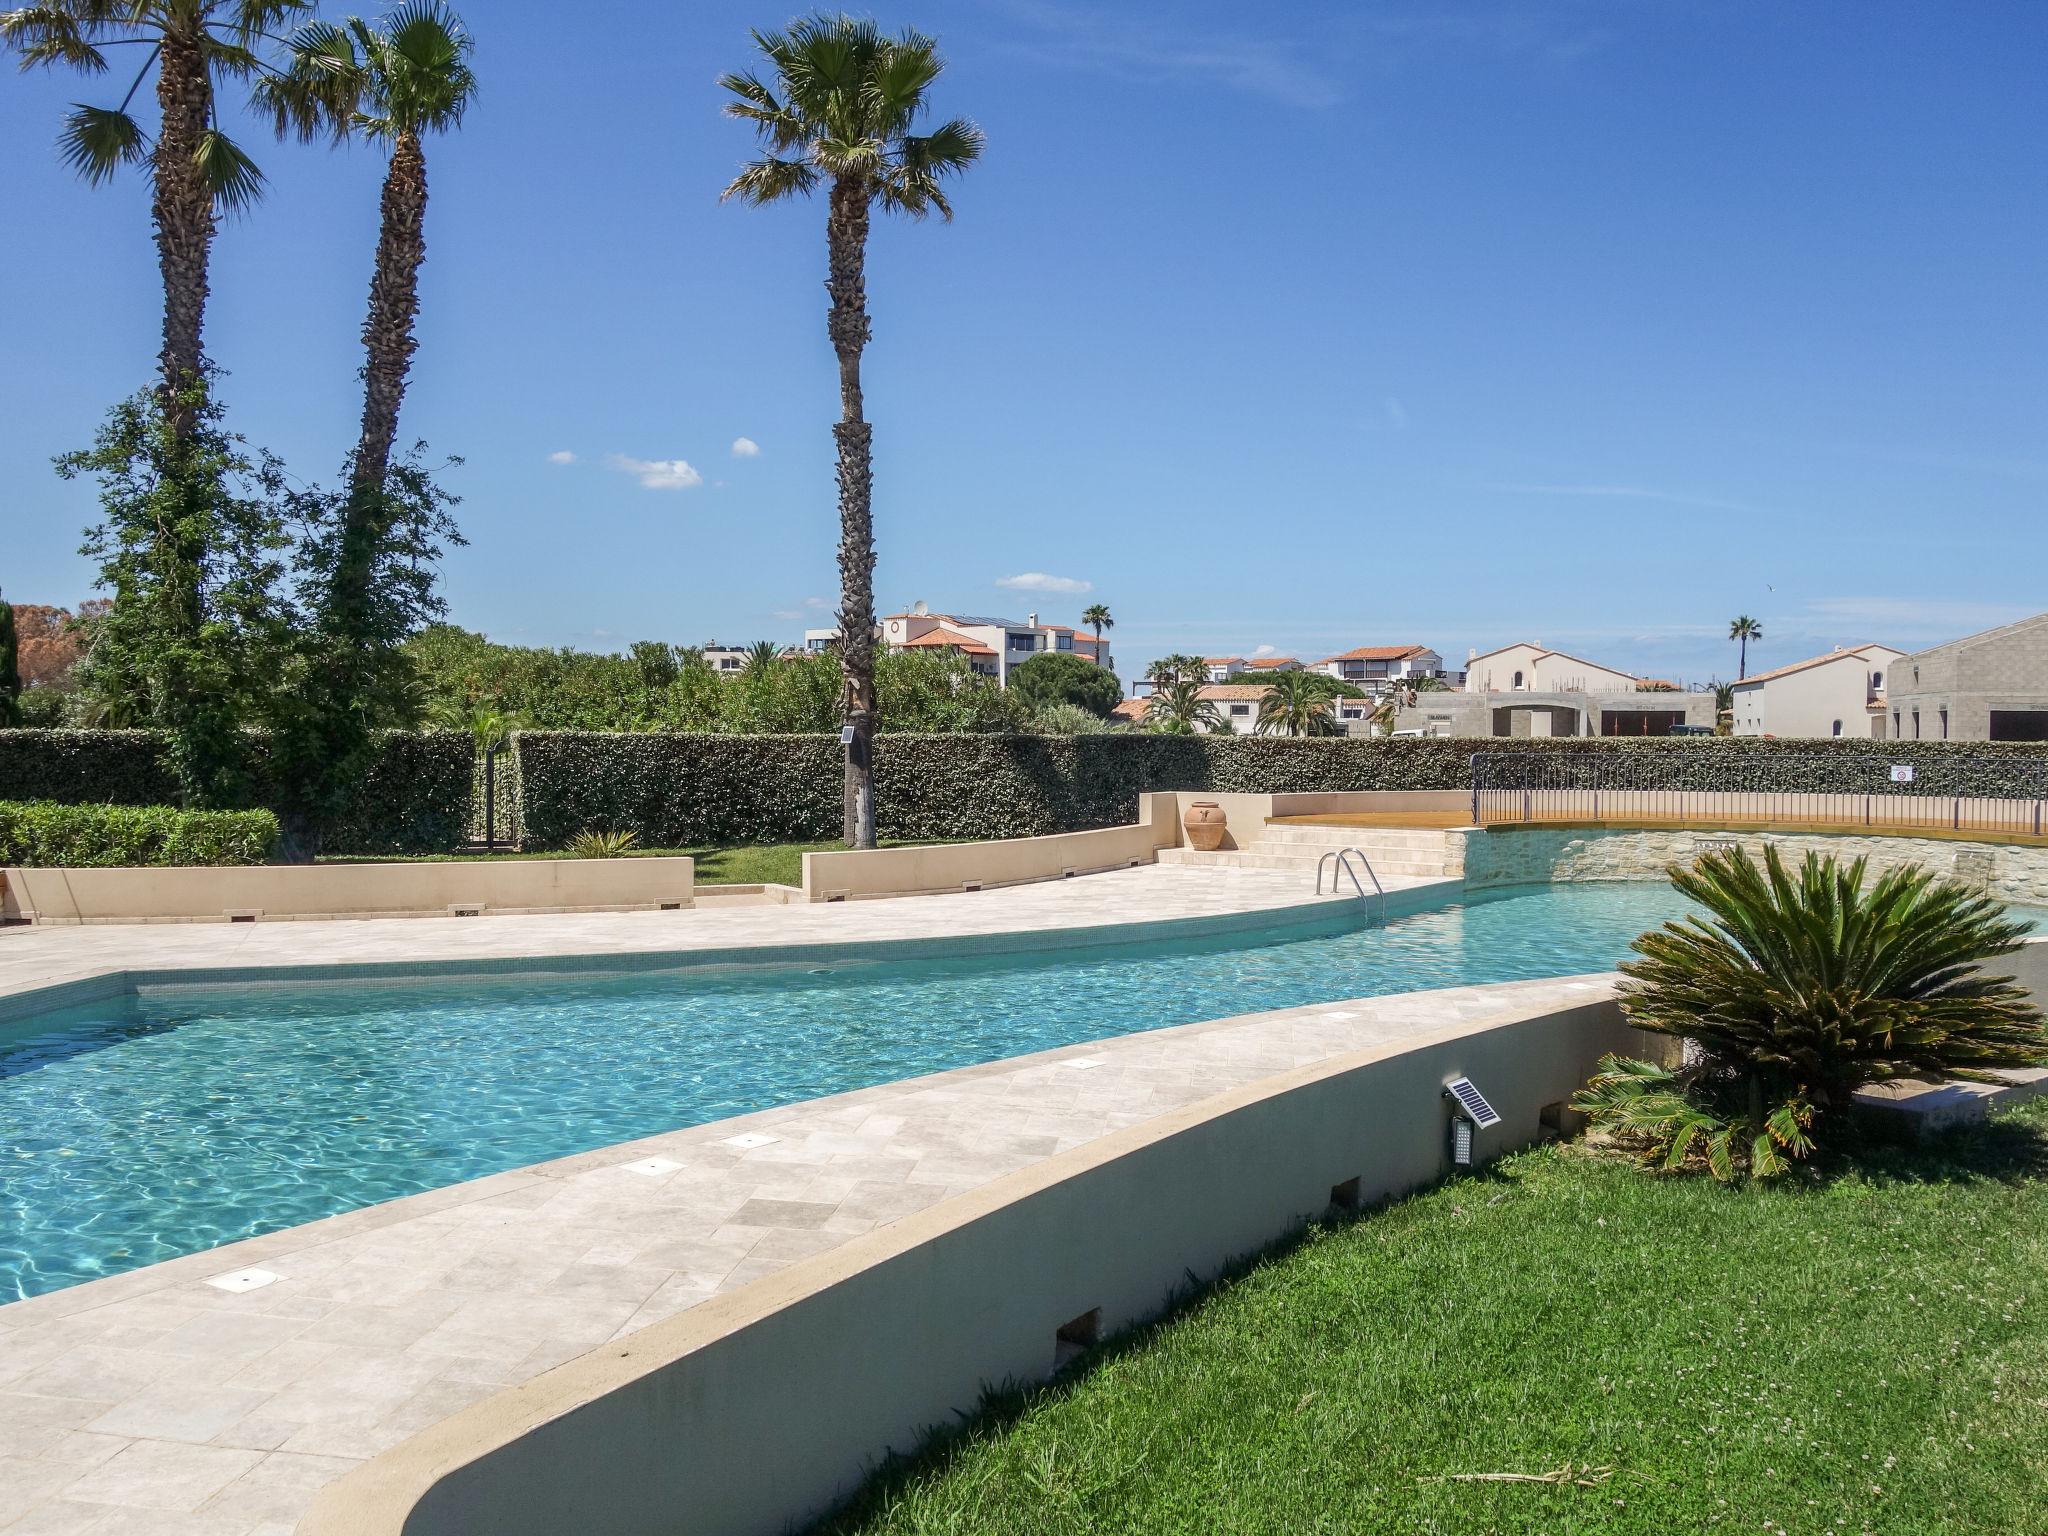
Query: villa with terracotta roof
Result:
<box><xmin>808</xmin><ymin>602</ymin><xmax>1115</xmax><ymax>684</ymax></box>
<box><xmin>1310</xmin><ymin>644</ymin><xmax>1443</xmax><ymax>694</ymax></box>
<box><xmin>1730</xmin><ymin>642</ymin><xmax>1904</xmax><ymax>739</ymax></box>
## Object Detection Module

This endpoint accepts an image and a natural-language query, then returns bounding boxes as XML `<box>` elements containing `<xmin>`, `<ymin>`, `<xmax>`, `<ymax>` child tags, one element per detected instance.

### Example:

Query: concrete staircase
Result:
<box><xmin>1156</xmin><ymin>821</ymin><xmax>1452</xmax><ymax>880</ymax></box>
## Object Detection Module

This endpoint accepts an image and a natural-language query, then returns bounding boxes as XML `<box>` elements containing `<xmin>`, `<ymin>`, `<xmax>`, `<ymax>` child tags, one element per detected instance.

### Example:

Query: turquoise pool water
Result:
<box><xmin>0</xmin><ymin>881</ymin><xmax>1753</xmax><ymax>1299</ymax></box>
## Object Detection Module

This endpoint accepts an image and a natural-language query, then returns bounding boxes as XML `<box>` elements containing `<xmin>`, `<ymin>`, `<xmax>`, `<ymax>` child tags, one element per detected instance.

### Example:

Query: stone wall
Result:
<box><xmin>1453</xmin><ymin>824</ymin><xmax>2048</xmax><ymax>905</ymax></box>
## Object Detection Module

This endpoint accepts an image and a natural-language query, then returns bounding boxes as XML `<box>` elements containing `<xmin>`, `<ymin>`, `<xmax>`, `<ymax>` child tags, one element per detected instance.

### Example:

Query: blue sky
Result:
<box><xmin>4</xmin><ymin>0</ymin><xmax>2043</xmax><ymax>688</ymax></box>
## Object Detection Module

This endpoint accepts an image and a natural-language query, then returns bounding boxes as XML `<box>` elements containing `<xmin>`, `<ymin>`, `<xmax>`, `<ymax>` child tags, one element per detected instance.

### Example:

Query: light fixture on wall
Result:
<box><xmin>1443</xmin><ymin>1075</ymin><xmax>1501</xmax><ymax>1167</ymax></box>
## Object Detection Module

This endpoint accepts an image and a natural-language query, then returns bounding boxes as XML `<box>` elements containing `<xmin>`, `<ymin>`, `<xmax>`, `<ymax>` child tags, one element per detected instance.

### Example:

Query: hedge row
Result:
<box><xmin>0</xmin><ymin>730</ymin><xmax>474</xmax><ymax>855</ymax></box>
<box><xmin>508</xmin><ymin>734</ymin><xmax>2048</xmax><ymax>849</ymax></box>
<box><xmin>0</xmin><ymin>801</ymin><xmax>279</xmax><ymax>867</ymax></box>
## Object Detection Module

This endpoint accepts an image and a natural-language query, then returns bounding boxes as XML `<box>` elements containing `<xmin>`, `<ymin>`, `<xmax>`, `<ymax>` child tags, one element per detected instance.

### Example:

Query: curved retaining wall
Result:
<box><xmin>302</xmin><ymin>990</ymin><xmax>1644</xmax><ymax>1536</ymax></box>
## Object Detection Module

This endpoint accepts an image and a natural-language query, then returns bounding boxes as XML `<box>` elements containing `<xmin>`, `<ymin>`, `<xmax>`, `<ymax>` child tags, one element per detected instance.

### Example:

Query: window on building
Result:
<box><xmin>1512</xmin><ymin>670</ymin><xmax>1524</xmax><ymax>688</ymax></box>
<box><xmin>1940</xmin><ymin>708</ymin><xmax>1949</xmax><ymax>739</ymax></box>
<box><xmin>1912</xmin><ymin>710</ymin><xmax>1921</xmax><ymax>739</ymax></box>
<box><xmin>1870</xmin><ymin>670</ymin><xmax>1883</xmax><ymax>689</ymax></box>
<box><xmin>1893</xmin><ymin>710</ymin><xmax>1901</xmax><ymax>736</ymax></box>
<box><xmin>1229</xmin><ymin>704</ymin><xmax>1250</xmax><ymax>717</ymax></box>
<box><xmin>1831</xmin><ymin>720</ymin><xmax>1843</xmax><ymax>737</ymax></box>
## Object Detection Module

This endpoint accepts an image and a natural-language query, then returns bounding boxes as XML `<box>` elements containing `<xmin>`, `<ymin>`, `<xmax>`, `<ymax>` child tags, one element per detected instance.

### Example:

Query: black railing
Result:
<box><xmin>1470</xmin><ymin>752</ymin><xmax>2048</xmax><ymax>838</ymax></box>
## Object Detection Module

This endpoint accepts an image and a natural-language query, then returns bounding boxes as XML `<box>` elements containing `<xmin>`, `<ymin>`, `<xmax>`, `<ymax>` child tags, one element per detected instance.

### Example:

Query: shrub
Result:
<box><xmin>0</xmin><ymin>800</ymin><xmax>278</xmax><ymax>867</ymax></box>
<box><xmin>0</xmin><ymin>729</ymin><xmax>471</xmax><ymax>856</ymax></box>
<box><xmin>1575</xmin><ymin>846</ymin><xmax>2048</xmax><ymax>1178</ymax></box>
<box><xmin>567</xmin><ymin>827</ymin><xmax>639</xmax><ymax>858</ymax></box>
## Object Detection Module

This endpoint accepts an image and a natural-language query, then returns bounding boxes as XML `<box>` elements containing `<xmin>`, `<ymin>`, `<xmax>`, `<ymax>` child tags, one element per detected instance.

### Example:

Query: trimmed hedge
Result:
<box><xmin>0</xmin><ymin>800</ymin><xmax>279</xmax><ymax>867</ymax></box>
<box><xmin>0</xmin><ymin>729</ymin><xmax>473</xmax><ymax>855</ymax></box>
<box><xmin>510</xmin><ymin>733</ymin><xmax>2048</xmax><ymax>850</ymax></box>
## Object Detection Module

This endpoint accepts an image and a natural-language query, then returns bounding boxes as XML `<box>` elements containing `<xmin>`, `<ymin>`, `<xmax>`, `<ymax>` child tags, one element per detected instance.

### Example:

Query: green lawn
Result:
<box><xmin>321</xmin><ymin>839</ymin><xmax>937</xmax><ymax>887</ymax></box>
<box><xmin>821</xmin><ymin>1103</ymin><xmax>2048</xmax><ymax>1536</ymax></box>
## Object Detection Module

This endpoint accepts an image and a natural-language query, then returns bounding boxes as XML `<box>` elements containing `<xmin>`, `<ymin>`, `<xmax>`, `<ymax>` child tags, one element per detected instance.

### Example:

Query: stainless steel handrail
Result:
<box><xmin>1316</xmin><ymin>847</ymin><xmax>1388</xmax><ymax>924</ymax></box>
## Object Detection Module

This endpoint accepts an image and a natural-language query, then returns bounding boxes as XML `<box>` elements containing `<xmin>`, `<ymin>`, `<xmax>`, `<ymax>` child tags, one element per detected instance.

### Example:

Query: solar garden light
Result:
<box><xmin>1442</xmin><ymin>1076</ymin><xmax>1501</xmax><ymax>1168</ymax></box>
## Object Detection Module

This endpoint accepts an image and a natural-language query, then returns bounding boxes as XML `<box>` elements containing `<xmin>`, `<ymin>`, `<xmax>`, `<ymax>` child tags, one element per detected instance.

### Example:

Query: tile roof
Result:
<box><xmin>1198</xmin><ymin>684</ymin><xmax>1271</xmax><ymax>701</ymax></box>
<box><xmin>901</xmin><ymin>627</ymin><xmax>996</xmax><ymax>657</ymax></box>
<box><xmin>1243</xmin><ymin>657</ymin><xmax>1299</xmax><ymax>668</ymax></box>
<box><xmin>1111</xmin><ymin>697</ymin><xmax>1150</xmax><ymax>719</ymax></box>
<box><xmin>1730</xmin><ymin>643</ymin><xmax>1902</xmax><ymax>688</ymax></box>
<box><xmin>1203</xmin><ymin>656</ymin><xmax>1244</xmax><ymax>664</ymax></box>
<box><xmin>1313</xmin><ymin>645</ymin><xmax>1432</xmax><ymax>664</ymax></box>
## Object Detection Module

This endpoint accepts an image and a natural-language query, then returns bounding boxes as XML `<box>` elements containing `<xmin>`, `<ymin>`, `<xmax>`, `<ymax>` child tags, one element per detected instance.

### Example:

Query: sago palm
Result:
<box><xmin>1256</xmin><ymin>671</ymin><xmax>1341</xmax><ymax>737</ymax></box>
<box><xmin>2</xmin><ymin>0</ymin><xmax>308</xmax><ymax>435</ymax></box>
<box><xmin>721</xmin><ymin>14</ymin><xmax>982</xmax><ymax>849</ymax></box>
<box><xmin>1578</xmin><ymin>845</ymin><xmax>2046</xmax><ymax>1178</ymax></box>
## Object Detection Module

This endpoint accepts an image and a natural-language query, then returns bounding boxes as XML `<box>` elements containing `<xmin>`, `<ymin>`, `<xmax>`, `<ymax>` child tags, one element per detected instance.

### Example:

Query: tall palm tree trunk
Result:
<box><xmin>1739</xmin><ymin>634</ymin><xmax>1748</xmax><ymax>680</ymax></box>
<box><xmin>827</xmin><ymin>175</ymin><xmax>877</xmax><ymax>849</ymax></box>
<box><xmin>153</xmin><ymin>27</ymin><xmax>214</xmax><ymax>440</ymax></box>
<box><xmin>353</xmin><ymin>130</ymin><xmax>427</xmax><ymax>504</ymax></box>
<box><xmin>151</xmin><ymin>27</ymin><xmax>216</xmax><ymax>643</ymax></box>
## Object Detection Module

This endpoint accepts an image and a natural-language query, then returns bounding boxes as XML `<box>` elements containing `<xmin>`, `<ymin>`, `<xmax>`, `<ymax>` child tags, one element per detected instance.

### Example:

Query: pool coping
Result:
<box><xmin>0</xmin><ymin>873</ymin><xmax>1462</xmax><ymax>1026</ymax></box>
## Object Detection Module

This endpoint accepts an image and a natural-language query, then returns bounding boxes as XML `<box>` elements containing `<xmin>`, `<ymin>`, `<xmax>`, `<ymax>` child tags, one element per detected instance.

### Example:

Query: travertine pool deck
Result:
<box><xmin>0</xmin><ymin>865</ymin><xmax>1477</xmax><ymax>1533</ymax></box>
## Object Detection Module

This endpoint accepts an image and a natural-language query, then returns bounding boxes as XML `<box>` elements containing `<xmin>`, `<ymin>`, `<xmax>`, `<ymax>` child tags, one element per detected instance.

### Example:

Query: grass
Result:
<box><xmin>819</xmin><ymin>1103</ymin><xmax>2048</xmax><ymax>1536</ymax></box>
<box><xmin>320</xmin><ymin>838</ymin><xmax>940</xmax><ymax>887</ymax></box>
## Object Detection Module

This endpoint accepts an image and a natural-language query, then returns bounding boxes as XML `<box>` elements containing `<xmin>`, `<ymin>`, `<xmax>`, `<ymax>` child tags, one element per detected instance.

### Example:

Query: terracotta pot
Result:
<box><xmin>1183</xmin><ymin>800</ymin><xmax>1228</xmax><ymax>852</ymax></box>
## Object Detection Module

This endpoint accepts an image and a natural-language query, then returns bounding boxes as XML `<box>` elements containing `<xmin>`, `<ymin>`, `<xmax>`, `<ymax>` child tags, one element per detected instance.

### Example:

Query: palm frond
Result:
<box><xmin>722</xmin><ymin>154</ymin><xmax>819</xmax><ymax>205</ymax></box>
<box><xmin>253</xmin><ymin>19</ymin><xmax>361</xmax><ymax>143</ymax></box>
<box><xmin>193</xmin><ymin>126</ymin><xmax>265</xmax><ymax>212</ymax></box>
<box><xmin>58</xmin><ymin>102</ymin><xmax>146</xmax><ymax>184</ymax></box>
<box><xmin>1</xmin><ymin>3</ymin><xmax>111</xmax><ymax>71</ymax></box>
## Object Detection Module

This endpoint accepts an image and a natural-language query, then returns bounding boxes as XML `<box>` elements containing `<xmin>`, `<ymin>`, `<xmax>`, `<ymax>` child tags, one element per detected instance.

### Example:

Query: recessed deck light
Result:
<box><xmin>619</xmin><ymin>1157</ymin><xmax>682</xmax><ymax>1177</ymax></box>
<box><xmin>721</xmin><ymin>1132</ymin><xmax>779</xmax><ymax>1150</ymax></box>
<box><xmin>206</xmin><ymin>1267</ymin><xmax>279</xmax><ymax>1293</ymax></box>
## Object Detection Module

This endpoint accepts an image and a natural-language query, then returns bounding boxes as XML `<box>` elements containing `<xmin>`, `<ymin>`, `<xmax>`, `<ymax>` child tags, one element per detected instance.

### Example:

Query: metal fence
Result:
<box><xmin>1470</xmin><ymin>752</ymin><xmax>2048</xmax><ymax>838</ymax></box>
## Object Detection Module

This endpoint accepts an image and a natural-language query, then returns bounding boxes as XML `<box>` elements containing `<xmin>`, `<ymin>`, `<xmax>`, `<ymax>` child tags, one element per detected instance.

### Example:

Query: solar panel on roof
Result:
<box><xmin>1443</xmin><ymin>1077</ymin><xmax>1502</xmax><ymax>1129</ymax></box>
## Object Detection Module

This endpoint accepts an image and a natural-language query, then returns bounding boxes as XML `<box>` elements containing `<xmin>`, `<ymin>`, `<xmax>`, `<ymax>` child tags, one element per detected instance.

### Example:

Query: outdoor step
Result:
<box><xmin>1256</xmin><ymin>825</ymin><xmax>1453</xmax><ymax>848</ymax></box>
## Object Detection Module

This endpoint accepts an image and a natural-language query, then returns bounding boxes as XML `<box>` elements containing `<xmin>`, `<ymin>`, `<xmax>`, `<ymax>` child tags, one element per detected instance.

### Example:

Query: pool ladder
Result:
<box><xmin>1316</xmin><ymin>848</ymin><xmax>1387</xmax><ymax>925</ymax></box>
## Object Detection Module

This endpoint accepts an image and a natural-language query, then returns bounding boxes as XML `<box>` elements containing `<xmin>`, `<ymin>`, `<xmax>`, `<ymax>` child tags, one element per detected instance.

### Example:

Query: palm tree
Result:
<box><xmin>2</xmin><ymin>0</ymin><xmax>305</xmax><ymax>438</ymax></box>
<box><xmin>1576</xmin><ymin>846</ymin><xmax>2046</xmax><ymax>1178</ymax></box>
<box><xmin>1255</xmin><ymin>671</ymin><xmax>1341</xmax><ymax>737</ymax></box>
<box><xmin>1728</xmin><ymin>615</ymin><xmax>1762</xmax><ymax>680</ymax></box>
<box><xmin>1145</xmin><ymin>678</ymin><xmax>1222</xmax><ymax>736</ymax></box>
<box><xmin>721</xmin><ymin>15</ymin><xmax>983</xmax><ymax>850</ymax></box>
<box><xmin>742</xmin><ymin>639</ymin><xmax>781</xmax><ymax>676</ymax></box>
<box><xmin>1081</xmin><ymin>602</ymin><xmax>1113</xmax><ymax>668</ymax></box>
<box><xmin>259</xmin><ymin>1</ymin><xmax>475</xmax><ymax>589</ymax></box>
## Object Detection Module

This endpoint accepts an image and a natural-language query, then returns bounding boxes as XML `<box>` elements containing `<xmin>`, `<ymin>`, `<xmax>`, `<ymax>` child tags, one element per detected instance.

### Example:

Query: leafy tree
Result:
<box><xmin>1081</xmin><ymin>602</ymin><xmax>1113</xmax><ymax>668</ymax></box>
<box><xmin>268</xmin><ymin>448</ymin><xmax>464</xmax><ymax>857</ymax></box>
<box><xmin>721</xmin><ymin>14</ymin><xmax>983</xmax><ymax>849</ymax></box>
<box><xmin>1575</xmin><ymin>846</ymin><xmax>2047</xmax><ymax>1179</ymax></box>
<box><xmin>1728</xmin><ymin>615</ymin><xmax>1762</xmax><ymax>680</ymax></box>
<box><xmin>0</xmin><ymin>592</ymin><xmax>20</xmax><ymax>726</ymax></box>
<box><xmin>60</xmin><ymin>381</ymin><xmax>290</xmax><ymax>806</ymax></box>
<box><xmin>1009</xmin><ymin>651</ymin><xmax>1122</xmax><ymax>718</ymax></box>
<box><xmin>1255</xmin><ymin>670</ymin><xmax>1344</xmax><ymax>737</ymax></box>
<box><xmin>630</xmin><ymin>640</ymin><xmax>679</xmax><ymax>699</ymax></box>
<box><xmin>1145</xmin><ymin>678</ymin><xmax>1223</xmax><ymax>736</ymax></box>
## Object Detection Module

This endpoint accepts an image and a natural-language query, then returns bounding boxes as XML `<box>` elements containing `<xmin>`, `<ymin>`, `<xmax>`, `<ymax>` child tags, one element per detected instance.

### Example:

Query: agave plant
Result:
<box><xmin>567</xmin><ymin>827</ymin><xmax>638</xmax><ymax>859</ymax></box>
<box><xmin>1576</xmin><ymin>845</ymin><xmax>2046</xmax><ymax>1178</ymax></box>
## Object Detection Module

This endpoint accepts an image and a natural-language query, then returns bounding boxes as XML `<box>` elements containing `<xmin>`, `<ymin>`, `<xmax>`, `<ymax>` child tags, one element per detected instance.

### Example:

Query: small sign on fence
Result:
<box><xmin>1890</xmin><ymin>764</ymin><xmax>1915</xmax><ymax>784</ymax></box>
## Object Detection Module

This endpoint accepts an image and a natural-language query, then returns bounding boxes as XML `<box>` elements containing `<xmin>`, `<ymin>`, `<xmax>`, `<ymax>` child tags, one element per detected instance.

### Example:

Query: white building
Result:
<box><xmin>1312</xmin><ymin>645</ymin><xmax>1443</xmax><ymax>694</ymax></box>
<box><xmin>876</xmin><ymin>603</ymin><xmax>1115</xmax><ymax>684</ymax></box>
<box><xmin>700</xmin><ymin>643</ymin><xmax>750</xmax><ymax>674</ymax></box>
<box><xmin>1464</xmin><ymin>642</ymin><xmax>1638</xmax><ymax>694</ymax></box>
<box><xmin>1729</xmin><ymin>643</ymin><xmax>1903</xmax><ymax>739</ymax></box>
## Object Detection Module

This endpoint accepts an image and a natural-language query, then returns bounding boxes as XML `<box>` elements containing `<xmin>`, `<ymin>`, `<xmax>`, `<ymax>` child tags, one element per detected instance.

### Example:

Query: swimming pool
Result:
<box><xmin>0</xmin><ymin>881</ymin><xmax>1853</xmax><ymax>1299</ymax></box>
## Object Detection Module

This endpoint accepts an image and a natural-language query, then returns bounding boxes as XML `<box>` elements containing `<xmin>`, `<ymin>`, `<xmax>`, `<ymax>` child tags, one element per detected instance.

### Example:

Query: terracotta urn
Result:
<box><xmin>1183</xmin><ymin>800</ymin><xmax>1228</xmax><ymax>852</ymax></box>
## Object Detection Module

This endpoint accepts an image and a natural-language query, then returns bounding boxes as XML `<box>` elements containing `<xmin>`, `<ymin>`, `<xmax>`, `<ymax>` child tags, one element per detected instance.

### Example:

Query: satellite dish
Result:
<box><xmin>912</xmin><ymin>600</ymin><xmax>928</xmax><ymax>616</ymax></box>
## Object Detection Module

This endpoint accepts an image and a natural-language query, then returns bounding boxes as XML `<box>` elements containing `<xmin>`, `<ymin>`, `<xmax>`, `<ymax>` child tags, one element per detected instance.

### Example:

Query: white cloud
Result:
<box><xmin>547</xmin><ymin>450</ymin><xmax>575</xmax><ymax>465</ymax></box>
<box><xmin>608</xmin><ymin>454</ymin><xmax>704</xmax><ymax>491</ymax></box>
<box><xmin>731</xmin><ymin>437</ymin><xmax>761</xmax><ymax>458</ymax></box>
<box><xmin>1251</xmin><ymin>644</ymin><xmax>1279</xmax><ymax>657</ymax></box>
<box><xmin>997</xmin><ymin>572</ymin><xmax>1094</xmax><ymax>595</ymax></box>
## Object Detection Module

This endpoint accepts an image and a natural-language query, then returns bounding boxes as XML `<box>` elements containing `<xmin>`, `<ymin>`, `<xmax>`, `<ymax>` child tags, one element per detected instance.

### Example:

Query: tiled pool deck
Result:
<box><xmin>0</xmin><ymin>866</ymin><xmax>1497</xmax><ymax>1534</ymax></box>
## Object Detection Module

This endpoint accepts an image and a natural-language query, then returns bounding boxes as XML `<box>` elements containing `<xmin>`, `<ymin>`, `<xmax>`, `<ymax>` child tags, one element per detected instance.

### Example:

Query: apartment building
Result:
<box><xmin>1886</xmin><ymin>612</ymin><xmax>2048</xmax><ymax>742</ymax></box>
